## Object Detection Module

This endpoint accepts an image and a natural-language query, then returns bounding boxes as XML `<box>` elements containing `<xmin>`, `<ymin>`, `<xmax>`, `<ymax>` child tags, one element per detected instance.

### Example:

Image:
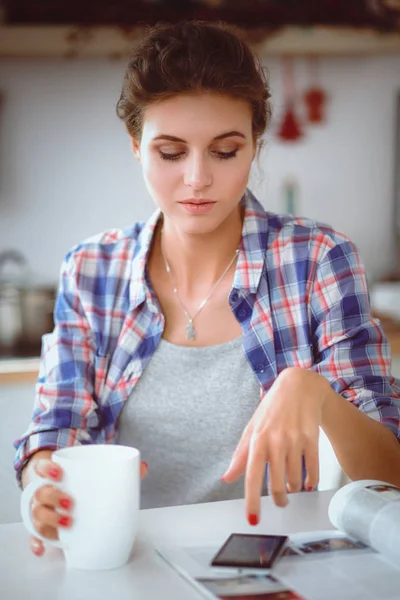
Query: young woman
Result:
<box><xmin>14</xmin><ymin>20</ymin><xmax>400</xmax><ymax>557</ymax></box>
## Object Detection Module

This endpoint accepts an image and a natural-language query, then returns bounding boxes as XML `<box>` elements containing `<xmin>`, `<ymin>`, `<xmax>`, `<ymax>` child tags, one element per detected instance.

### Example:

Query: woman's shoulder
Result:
<box><xmin>61</xmin><ymin>221</ymin><xmax>147</xmax><ymax>274</ymax></box>
<box><xmin>265</xmin><ymin>211</ymin><xmax>356</xmax><ymax>259</ymax></box>
<box><xmin>246</xmin><ymin>191</ymin><xmax>354</xmax><ymax>257</ymax></box>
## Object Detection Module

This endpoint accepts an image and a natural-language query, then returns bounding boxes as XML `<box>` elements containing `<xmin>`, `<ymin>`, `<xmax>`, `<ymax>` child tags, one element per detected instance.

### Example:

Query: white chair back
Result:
<box><xmin>318</xmin><ymin>427</ymin><xmax>349</xmax><ymax>490</ymax></box>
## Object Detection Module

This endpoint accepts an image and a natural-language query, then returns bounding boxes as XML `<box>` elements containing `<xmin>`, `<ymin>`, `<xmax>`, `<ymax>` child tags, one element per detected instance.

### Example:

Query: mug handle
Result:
<box><xmin>20</xmin><ymin>478</ymin><xmax>66</xmax><ymax>549</ymax></box>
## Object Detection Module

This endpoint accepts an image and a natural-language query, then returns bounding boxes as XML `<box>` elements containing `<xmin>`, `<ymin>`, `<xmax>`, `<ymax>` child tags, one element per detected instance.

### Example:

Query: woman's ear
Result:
<box><xmin>130</xmin><ymin>138</ymin><xmax>141</xmax><ymax>162</ymax></box>
<box><xmin>252</xmin><ymin>137</ymin><xmax>258</xmax><ymax>161</ymax></box>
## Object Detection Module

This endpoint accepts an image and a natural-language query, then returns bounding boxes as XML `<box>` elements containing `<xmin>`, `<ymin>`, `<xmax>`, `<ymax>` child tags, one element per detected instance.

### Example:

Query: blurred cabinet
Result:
<box><xmin>1</xmin><ymin>26</ymin><xmax>400</xmax><ymax>58</ymax></box>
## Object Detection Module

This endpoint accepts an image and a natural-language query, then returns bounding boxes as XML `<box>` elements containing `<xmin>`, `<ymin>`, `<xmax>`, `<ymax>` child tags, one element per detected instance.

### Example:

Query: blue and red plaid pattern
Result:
<box><xmin>14</xmin><ymin>190</ymin><xmax>400</xmax><ymax>483</ymax></box>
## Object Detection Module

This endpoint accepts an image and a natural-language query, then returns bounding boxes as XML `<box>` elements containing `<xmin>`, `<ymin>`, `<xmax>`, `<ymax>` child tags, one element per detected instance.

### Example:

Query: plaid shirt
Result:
<box><xmin>14</xmin><ymin>190</ymin><xmax>400</xmax><ymax>482</ymax></box>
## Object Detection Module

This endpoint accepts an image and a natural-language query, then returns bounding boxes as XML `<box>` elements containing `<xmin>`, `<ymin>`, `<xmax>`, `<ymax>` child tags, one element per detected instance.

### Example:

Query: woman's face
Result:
<box><xmin>132</xmin><ymin>93</ymin><xmax>256</xmax><ymax>236</ymax></box>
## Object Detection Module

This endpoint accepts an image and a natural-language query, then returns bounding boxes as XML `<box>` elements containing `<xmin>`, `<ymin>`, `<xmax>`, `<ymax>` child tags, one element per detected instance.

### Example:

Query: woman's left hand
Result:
<box><xmin>221</xmin><ymin>367</ymin><xmax>331</xmax><ymax>524</ymax></box>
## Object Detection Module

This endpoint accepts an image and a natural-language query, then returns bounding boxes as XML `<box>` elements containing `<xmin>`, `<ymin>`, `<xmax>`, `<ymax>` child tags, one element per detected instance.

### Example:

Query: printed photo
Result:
<box><xmin>296</xmin><ymin>536</ymin><xmax>367</xmax><ymax>555</ymax></box>
<box><xmin>197</xmin><ymin>573</ymin><xmax>304</xmax><ymax>599</ymax></box>
<box><xmin>216</xmin><ymin>593</ymin><xmax>302</xmax><ymax>600</ymax></box>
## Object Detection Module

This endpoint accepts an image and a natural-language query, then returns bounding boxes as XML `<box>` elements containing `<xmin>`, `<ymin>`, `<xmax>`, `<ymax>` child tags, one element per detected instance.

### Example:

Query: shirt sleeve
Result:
<box><xmin>309</xmin><ymin>238</ymin><xmax>400</xmax><ymax>442</ymax></box>
<box><xmin>13</xmin><ymin>252</ymin><xmax>102</xmax><ymax>485</ymax></box>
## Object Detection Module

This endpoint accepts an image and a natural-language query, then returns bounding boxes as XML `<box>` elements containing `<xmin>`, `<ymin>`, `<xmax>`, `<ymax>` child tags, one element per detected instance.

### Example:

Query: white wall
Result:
<box><xmin>0</xmin><ymin>53</ymin><xmax>399</xmax><ymax>285</ymax></box>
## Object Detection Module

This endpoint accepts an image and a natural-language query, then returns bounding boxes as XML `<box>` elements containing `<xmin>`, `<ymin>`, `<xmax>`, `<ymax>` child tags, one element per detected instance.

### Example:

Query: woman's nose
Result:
<box><xmin>183</xmin><ymin>154</ymin><xmax>212</xmax><ymax>190</ymax></box>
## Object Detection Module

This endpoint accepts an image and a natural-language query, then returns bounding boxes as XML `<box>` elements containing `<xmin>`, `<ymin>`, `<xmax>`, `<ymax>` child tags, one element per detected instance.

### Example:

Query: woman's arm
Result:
<box><xmin>223</xmin><ymin>236</ymin><xmax>400</xmax><ymax>520</ymax></box>
<box><xmin>308</xmin><ymin>237</ymin><xmax>400</xmax><ymax>470</ymax></box>
<box><xmin>14</xmin><ymin>251</ymin><xmax>101</xmax><ymax>487</ymax></box>
<box><xmin>321</xmin><ymin>379</ymin><xmax>400</xmax><ymax>485</ymax></box>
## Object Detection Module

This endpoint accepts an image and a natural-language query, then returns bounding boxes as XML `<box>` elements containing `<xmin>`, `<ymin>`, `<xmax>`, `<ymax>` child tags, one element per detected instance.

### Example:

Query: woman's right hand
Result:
<box><xmin>29</xmin><ymin>457</ymin><xmax>72</xmax><ymax>556</ymax></box>
<box><xmin>27</xmin><ymin>456</ymin><xmax>149</xmax><ymax>557</ymax></box>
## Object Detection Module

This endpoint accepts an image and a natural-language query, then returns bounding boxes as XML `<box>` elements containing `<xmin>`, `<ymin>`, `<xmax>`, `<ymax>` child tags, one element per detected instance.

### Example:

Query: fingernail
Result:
<box><xmin>248</xmin><ymin>513</ymin><xmax>259</xmax><ymax>526</ymax></box>
<box><xmin>59</xmin><ymin>497</ymin><xmax>72</xmax><ymax>510</ymax></box>
<box><xmin>49</xmin><ymin>468</ymin><xmax>59</xmax><ymax>479</ymax></box>
<box><xmin>58</xmin><ymin>516</ymin><xmax>71</xmax><ymax>528</ymax></box>
<box><xmin>142</xmin><ymin>462</ymin><xmax>148</xmax><ymax>469</ymax></box>
<box><xmin>31</xmin><ymin>542</ymin><xmax>41</xmax><ymax>555</ymax></box>
<box><xmin>307</xmin><ymin>486</ymin><xmax>313</xmax><ymax>492</ymax></box>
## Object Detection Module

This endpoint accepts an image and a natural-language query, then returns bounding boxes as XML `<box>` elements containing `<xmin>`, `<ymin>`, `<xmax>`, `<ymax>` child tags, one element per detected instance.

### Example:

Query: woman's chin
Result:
<box><xmin>178</xmin><ymin>214</ymin><xmax>228</xmax><ymax>237</ymax></box>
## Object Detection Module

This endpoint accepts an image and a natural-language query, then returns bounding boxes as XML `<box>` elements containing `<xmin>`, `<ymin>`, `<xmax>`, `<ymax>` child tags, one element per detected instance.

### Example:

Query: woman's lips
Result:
<box><xmin>179</xmin><ymin>200</ymin><xmax>216</xmax><ymax>214</ymax></box>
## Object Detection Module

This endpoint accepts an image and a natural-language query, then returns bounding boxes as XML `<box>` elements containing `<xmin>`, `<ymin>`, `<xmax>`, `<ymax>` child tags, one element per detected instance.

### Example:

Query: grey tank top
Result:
<box><xmin>117</xmin><ymin>336</ymin><xmax>262</xmax><ymax>509</ymax></box>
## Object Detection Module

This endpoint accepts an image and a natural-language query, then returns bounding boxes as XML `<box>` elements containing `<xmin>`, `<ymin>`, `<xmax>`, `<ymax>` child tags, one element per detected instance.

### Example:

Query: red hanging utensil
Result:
<box><xmin>303</xmin><ymin>57</ymin><xmax>328</xmax><ymax>124</ymax></box>
<box><xmin>277</xmin><ymin>57</ymin><xmax>303</xmax><ymax>142</ymax></box>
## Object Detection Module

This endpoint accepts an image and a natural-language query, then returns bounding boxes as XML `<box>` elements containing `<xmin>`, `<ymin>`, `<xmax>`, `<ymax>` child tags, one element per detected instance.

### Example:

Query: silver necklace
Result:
<box><xmin>160</xmin><ymin>232</ymin><xmax>240</xmax><ymax>341</ymax></box>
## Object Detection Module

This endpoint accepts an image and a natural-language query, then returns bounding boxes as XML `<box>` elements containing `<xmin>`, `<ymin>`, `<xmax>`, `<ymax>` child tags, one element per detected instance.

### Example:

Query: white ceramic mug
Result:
<box><xmin>20</xmin><ymin>444</ymin><xmax>141</xmax><ymax>570</ymax></box>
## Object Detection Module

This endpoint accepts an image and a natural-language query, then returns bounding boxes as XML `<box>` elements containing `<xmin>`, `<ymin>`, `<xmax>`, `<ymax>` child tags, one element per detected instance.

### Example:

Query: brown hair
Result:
<box><xmin>116</xmin><ymin>20</ymin><xmax>271</xmax><ymax>147</ymax></box>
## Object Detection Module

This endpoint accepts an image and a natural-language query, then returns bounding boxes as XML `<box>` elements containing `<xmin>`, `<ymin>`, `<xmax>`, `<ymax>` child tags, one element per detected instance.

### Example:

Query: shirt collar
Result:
<box><xmin>129</xmin><ymin>206</ymin><xmax>162</xmax><ymax>310</ymax></box>
<box><xmin>234</xmin><ymin>188</ymin><xmax>268</xmax><ymax>294</ymax></box>
<box><xmin>129</xmin><ymin>188</ymin><xmax>269</xmax><ymax>309</ymax></box>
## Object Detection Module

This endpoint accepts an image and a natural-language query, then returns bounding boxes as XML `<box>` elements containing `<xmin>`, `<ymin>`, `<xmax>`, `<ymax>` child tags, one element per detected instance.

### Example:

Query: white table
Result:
<box><xmin>0</xmin><ymin>490</ymin><xmax>336</xmax><ymax>600</ymax></box>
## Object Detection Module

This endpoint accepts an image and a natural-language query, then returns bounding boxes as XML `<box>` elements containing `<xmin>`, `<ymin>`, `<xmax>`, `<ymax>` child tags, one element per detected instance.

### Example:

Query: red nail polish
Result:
<box><xmin>248</xmin><ymin>513</ymin><xmax>259</xmax><ymax>526</ymax></box>
<box><xmin>32</xmin><ymin>544</ymin><xmax>41</xmax><ymax>556</ymax></box>
<box><xmin>142</xmin><ymin>462</ymin><xmax>148</xmax><ymax>469</ymax></box>
<box><xmin>58</xmin><ymin>516</ymin><xmax>71</xmax><ymax>528</ymax></box>
<box><xmin>49</xmin><ymin>468</ymin><xmax>59</xmax><ymax>479</ymax></box>
<box><xmin>307</xmin><ymin>486</ymin><xmax>313</xmax><ymax>492</ymax></box>
<box><xmin>59</xmin><ymin>498</ymin><xmax>72</xmax><ymax>510</ymax></box>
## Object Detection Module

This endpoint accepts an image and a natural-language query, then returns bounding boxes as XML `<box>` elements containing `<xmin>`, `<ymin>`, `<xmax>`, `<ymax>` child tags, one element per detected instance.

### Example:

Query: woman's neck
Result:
<box><xmin>157</xmin><ymin>207</ymin><xmax>243</xmax><ymax>296</ymax></box>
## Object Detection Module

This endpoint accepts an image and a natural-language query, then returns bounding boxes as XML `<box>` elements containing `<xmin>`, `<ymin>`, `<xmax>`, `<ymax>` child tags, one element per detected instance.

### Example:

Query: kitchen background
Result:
<box><xmin>1</xmin><ymin>0</ymin><xmax>400</xmax><ymax>521</ymax></box>
<box><xmin>0</xmin><ymin>54</ymin><xmax>399</xmax><ymax>284</ymax></box>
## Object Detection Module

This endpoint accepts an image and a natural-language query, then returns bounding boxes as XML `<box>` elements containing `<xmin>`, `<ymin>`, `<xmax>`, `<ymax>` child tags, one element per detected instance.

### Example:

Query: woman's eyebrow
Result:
<box><xmin>152</xmin><ymin>130</ymin><xmax>247</xmax><ymax>143</ymax></box>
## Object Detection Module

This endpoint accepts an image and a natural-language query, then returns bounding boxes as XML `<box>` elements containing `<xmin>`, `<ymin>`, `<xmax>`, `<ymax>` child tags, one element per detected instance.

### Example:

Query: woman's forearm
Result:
<box><xmin>321</xmin><ymin>387</ymin><xmax>400</xmax><ymax>486</ymax></box>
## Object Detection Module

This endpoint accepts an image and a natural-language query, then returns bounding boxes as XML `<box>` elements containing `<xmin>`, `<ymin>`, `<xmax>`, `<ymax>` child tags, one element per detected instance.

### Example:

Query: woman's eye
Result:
<box><xmin>158</xmin><ymin>149</ymin><xmax>239</xmax><ymax>161</ymax></box>
<box><xmin>159</xmin><ymin>151</ymin><xmax>184</xmax><ymax>161</ymax></box>
<box><xmin>214</xmin><ymin>149</ymin><xmax>238</xmax><ymax>160</ymax></box>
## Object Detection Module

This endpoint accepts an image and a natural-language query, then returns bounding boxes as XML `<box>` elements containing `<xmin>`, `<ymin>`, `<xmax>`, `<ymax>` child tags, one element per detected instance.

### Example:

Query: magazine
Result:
<box><xmin>155</xmin><ymin>480</ymin><xmax>400</xmax><ymax>600</ymax></box>
<box><xmin>328</xmin><ymin>478</ymin><xmax>400</xmax><ymax>567</ymax></box>
<box><xmin>156</xmin><ymin>540</ymin><xmax>307</xmax><ymax>599</ymax></box>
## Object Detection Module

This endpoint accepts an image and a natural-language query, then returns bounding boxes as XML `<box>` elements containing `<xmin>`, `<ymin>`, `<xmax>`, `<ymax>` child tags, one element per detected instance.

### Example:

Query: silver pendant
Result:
<box><xmin>186</xmin><ymin>322</ymin><xmax>196</xmax><ymax>340</ymax></box>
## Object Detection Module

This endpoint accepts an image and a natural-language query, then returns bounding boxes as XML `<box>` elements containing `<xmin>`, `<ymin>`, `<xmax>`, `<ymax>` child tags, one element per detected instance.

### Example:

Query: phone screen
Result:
<box><xmin>210</xmin><ymin>533</ymin><xmax>288</xmax><ymax>570</ymax></box>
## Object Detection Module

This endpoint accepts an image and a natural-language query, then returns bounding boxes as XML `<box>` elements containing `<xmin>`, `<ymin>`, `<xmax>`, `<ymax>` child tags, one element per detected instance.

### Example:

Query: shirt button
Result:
<box><xmin>255</xmin><ymin>364</ymin><xmax>267</xmax><ymax>373</ymax></box>
<box><xmin>238</xmin><ymin>307</ymin><xmax>249</xmax><ymax>318</ymax></box>
<box><xmin>230</xmin><ymin>291</ymin><xmax>239</xmax><ymax>303</ymax></box>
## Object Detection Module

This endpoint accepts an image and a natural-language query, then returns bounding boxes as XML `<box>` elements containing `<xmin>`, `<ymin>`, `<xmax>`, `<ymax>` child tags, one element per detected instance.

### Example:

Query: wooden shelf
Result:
<box><xmin>387</xmin><ymin>331</ymin><xmax>400</xmax><ymax>356</ymax></box>
<box><xmin>0</xmin><ymin>358</ymin><xmax>40</xmax><ymax>385</ymax></box>
<box><xmin>0</xmin><ymin>25</ymin><xmax>400</xmax><ymax>59</ymax></box>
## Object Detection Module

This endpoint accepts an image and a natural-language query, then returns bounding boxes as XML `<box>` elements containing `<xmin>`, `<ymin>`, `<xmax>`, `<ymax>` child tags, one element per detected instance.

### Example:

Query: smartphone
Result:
<box><xmin>210</xmin><ymin>533</ymin><xmax>288</xmax><ymax>570</ymax></box>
